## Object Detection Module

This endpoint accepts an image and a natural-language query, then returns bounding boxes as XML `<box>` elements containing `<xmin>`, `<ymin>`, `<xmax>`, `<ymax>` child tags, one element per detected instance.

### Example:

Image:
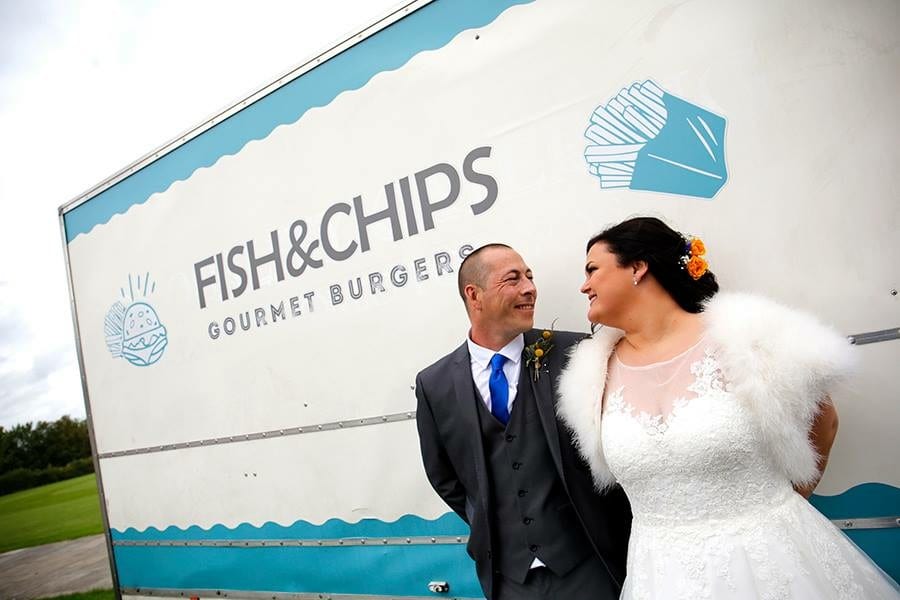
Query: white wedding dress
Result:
<box><xmin>601</xmin><ymin>337</ymin><xmax>899</xmax><ymax>600</ymax></box>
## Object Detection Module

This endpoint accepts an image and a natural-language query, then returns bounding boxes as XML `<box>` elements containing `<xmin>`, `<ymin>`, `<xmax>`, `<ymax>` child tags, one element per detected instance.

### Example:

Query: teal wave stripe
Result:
<box><xmin>111</xmin><ymin>513</ymin><xmax>482</xmax><ymax>597</ymax></box>
<box><xmin>64</xmin><ymin>0</ymin><xmax>532</xmax><ymax>243</ymax></box>
<box><xmin>810</xmin><ymin>482</ymin><xmax>900</xmax><ymax>583</ymax></box>
<box><xmin>113</xmin><ymin>543</ymin><xmax>483</xmax><ymax>597</ymax></box>
<box><xmin>810</xmin><ymin>482</ymin><xmax>900</xmax><ymax>518</ymax></box>
<box><xmin>110</xmin><ymin>512</ymin><xmax>469</xmax><ymax>540</ymax></box>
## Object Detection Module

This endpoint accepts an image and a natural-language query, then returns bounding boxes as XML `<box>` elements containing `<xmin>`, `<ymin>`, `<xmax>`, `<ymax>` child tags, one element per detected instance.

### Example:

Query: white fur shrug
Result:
<box><xmin>557</xmin><ymin>292</ymin><xmax>855</xmax><ymax>491</ymax></box>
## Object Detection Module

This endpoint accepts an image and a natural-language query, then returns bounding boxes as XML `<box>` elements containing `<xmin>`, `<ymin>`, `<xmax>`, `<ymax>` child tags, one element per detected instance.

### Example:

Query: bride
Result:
<box><xmin>558</xmin><ymin>217</ymin><xmax>899</xmax><ymax>599</ymax></box>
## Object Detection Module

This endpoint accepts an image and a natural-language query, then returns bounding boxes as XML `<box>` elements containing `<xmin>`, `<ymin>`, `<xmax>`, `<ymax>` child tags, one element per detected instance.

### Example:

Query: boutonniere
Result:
<box><xmin>524</xmin><ymin>326</ymin><xmax>555</xmax><ymax>380</ymax></box>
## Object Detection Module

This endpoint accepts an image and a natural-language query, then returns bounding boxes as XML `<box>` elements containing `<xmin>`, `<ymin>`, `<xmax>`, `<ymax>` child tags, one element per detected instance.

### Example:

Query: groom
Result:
<box><xmin>415</xmin><ymin>244</ymin><xmax>631</xmax><ymax>600</ymax></box>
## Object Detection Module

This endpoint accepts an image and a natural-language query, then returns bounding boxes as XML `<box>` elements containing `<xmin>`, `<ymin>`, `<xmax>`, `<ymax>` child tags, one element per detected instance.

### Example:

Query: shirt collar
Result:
<box><xmin>467</xmin><ymin>333</ymin><xmax>525</xmax><ymax>369</ymax></box>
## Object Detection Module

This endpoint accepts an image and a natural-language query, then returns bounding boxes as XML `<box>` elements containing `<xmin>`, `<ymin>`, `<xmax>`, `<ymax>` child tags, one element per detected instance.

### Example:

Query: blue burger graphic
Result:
<box><xmin>104</xmin><ymin>274</ymin><xmax>168</xmax><ymax>367</ymax></box>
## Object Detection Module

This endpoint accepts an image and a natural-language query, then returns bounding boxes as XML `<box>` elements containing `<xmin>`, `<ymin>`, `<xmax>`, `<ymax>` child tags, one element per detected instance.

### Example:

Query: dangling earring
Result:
<box><xmin>633</xmin><ymin>277</ymin><xmax>639</xmax><ymax>286</ymax></box>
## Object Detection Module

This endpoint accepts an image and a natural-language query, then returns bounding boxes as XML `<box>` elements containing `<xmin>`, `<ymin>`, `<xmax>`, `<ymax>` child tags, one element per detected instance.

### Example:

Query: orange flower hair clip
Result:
<box><xmin>680</xmin><ymin>236</ymin><xmax>709</xmax><ymax>280</ymax></box>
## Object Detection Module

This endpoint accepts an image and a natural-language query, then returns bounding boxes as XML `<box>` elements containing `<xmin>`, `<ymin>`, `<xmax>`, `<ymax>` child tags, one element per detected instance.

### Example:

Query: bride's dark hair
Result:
<box><xmin>587</xmin><ymin>217</ymin><xmax>719</xmax><ymax>313</ymax></box>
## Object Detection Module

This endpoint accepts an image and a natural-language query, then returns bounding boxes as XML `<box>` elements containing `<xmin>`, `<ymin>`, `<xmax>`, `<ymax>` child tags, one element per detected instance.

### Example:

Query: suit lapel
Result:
<box><xmin>450</xmin><ymin>342</ymin><xmax>490</xmax><ymax>516</ymax></box>
<box><xmin>522</xmin><ymin>330</ymin><xmax>567</xmax><ymax>483</ymax></box>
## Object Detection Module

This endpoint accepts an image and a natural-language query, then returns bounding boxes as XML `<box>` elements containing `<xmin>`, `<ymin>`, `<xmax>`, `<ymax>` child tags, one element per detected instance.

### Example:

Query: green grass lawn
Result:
<box><xmin>39</xmin><ymin>590</ymin><xmax>114</xmax><ymax>600</ymax></box>
<box><xmin>0</xmin><ymin>473</ymin><xmax>103</xmax><ymax>553</ymax></box>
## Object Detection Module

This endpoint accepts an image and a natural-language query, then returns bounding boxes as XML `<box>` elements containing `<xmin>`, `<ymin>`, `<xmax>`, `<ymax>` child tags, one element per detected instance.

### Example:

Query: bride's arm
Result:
<box><xmin>794</xmin><ymin>397</ymin><xmax>839</xmax><ymax>499</ymax></box>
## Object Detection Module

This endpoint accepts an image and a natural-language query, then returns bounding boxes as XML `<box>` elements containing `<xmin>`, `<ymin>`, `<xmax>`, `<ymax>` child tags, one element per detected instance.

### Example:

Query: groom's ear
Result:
<box><xmin>463</xmin><ymin>284</ymin><xmax>481</xmax><ymax>310</ymax></box>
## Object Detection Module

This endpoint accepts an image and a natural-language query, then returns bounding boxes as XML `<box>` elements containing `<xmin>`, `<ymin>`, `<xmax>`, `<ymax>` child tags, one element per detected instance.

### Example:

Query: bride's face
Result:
<box><xmin>580</xmin><ymin>242</ymin><xmax>634</xmax><ymax>325</ymax></box>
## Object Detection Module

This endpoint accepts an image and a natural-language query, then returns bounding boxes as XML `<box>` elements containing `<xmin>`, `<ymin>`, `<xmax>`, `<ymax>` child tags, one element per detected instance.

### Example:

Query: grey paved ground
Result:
<box><xmin>0</xmin><ymin>534</ymin><xmax>112</xmax><ymax>599</ymax></box>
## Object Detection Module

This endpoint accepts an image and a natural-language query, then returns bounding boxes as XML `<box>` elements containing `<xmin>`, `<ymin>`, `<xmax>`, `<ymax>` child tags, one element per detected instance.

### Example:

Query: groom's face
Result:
<box><xmin>476</xmin><ymin>247</ymin><xmax>537</xmax><ymax>337</ymax></box>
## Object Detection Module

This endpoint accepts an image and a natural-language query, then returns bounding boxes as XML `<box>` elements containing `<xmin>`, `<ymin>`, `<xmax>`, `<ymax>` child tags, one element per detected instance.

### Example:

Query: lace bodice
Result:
<box><xmin>602</xmin><ymin>340</ymin><xmax>793</xmax><ymax>523</ymax></box>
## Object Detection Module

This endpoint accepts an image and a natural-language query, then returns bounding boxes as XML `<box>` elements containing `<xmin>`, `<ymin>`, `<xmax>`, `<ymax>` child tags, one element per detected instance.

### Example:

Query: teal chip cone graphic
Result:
<box><xmin>585</xmin><ymin>80</ymin><xmax>727</xmax><ymax>198</ymax></box>
<box><xmin>105</xmin><ymin>275</ymin><xmax>167</xmax><ymax>367</ymax></box>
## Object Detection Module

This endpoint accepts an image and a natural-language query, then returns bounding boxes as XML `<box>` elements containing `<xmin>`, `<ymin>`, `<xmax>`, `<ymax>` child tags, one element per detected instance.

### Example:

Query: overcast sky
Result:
<box><xmin>0</xmin><ymin>0</ymin><xmax>400</xmax><ymax>428</ymax></box>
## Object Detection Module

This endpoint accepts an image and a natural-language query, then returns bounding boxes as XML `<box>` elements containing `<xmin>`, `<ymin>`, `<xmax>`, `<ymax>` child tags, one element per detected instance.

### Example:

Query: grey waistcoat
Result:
<box><xmin>476</xmin><ymin>376</ymin><xmax>593</xmax><ymax>583</ymax></box>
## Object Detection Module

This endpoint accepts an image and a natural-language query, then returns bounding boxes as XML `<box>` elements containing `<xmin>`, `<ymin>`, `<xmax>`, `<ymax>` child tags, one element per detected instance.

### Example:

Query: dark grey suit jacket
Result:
<box><xmin>415</xmin><ymin>329</ymin><xmax>631</xmax><ymax>599</ymax></box>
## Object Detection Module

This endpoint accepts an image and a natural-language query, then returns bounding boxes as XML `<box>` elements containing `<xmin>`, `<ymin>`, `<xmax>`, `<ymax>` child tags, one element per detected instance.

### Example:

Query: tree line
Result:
<box><xmin>0</xmin><ymin>416</ymin><xmax>94</xmax><ymax>495</ymax></box>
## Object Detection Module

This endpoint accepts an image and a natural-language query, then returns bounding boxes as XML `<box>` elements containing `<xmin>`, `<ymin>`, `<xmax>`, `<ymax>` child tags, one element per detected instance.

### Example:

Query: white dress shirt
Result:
<box><xmin>467</xmin><ymin>333</ymin><xmax>524</xmax><ymax>414</ymax></box>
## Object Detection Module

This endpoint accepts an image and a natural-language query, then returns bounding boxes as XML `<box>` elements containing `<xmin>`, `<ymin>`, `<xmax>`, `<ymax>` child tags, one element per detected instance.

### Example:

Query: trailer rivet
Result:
<box><xmin>891</xmin><ymin>289</ymin><xmax>898</xmax><ymax>296</ymax></box>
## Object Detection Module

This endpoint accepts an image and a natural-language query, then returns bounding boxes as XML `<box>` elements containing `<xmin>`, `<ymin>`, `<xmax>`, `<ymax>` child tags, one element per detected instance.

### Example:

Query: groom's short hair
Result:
<box><xmin>458</xmin><ymin>243</ymin><xmax>512</xmax><ymax>307</ymax></box>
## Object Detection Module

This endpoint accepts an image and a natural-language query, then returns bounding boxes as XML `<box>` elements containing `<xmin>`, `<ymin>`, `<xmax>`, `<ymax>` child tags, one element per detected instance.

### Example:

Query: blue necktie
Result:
<box><xmin>489</xmin><ymin>353</ymin><xmax>510</xmax><ymax>425</ymax></box>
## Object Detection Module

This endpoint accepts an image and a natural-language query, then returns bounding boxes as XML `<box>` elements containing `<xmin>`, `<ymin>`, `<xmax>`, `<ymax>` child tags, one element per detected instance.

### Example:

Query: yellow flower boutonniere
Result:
<box><xmin>524</xmin><ymin>327</ymin><xmax>555</xmax><ymax>380</ymax></box>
